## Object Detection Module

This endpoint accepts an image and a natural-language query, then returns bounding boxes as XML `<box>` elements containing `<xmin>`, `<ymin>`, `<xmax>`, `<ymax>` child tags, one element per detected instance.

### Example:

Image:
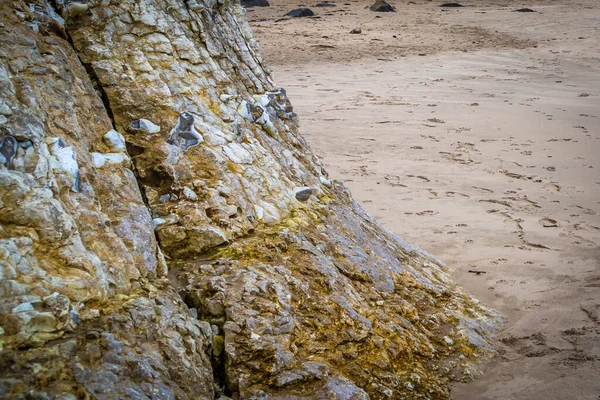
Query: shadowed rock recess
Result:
<box><xmin>0</xmin><ymin>1</ymin><xmax>501</xmax><ymax>399</ymax></box>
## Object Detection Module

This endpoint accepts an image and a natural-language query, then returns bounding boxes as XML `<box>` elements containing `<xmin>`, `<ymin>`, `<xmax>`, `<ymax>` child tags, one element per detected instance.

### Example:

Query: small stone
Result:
<box><xmin>153</xmin><ymin>218</ymin><xmax>166</xmax><ymax>229</ymax></box>
<box><xmin>320</xmin><ymin>176</ymin><xmax>333</xmax><ymax>187</ymax></box>
<box><xmin>159</xmin><ymin>194</ymin><xmax>171</xmax><ymax>203</ymax></box>
<box><xmin>69</xmin><ymin>310</ymin><xmax>81</xmax><ymax>325</ymax></box>
<box><xmin>294</xmin><ymin>187</ymin><xmax>313</xmax><ymax>201</ymax></box>
<box><xmin>18</xmin><ymin>140</ymin><xmax>32</xmax><ymax>149</ymax></box>
<box><xmin>12</xmin><ymin>302</ymin><xmax>34</xmax><ymax>313</ymax></box>
<box><xmin>44</xmin><ymin>293</ymin><xmax>70</xmax><ymax>317</ymax></box>
<box><xmin>65</xmin><ymin>1</ymin><xmax>89</xmax><ymax>17</ymax></box>
<box><xmin>440</xmin><ymin>3</ymin><xmax>464</xmax><ymax>7</ymax></box>
<box><xmin>370</xmin><ymin>0</ymin><xmax>396</xmax><ymax>12</ymax></box>
<box><xmin>47</xmin><ymin>137</ymin><xmax>80</xmax><ymax>191</ymax></box>
<box><xmin>103</xmin><ymin>129</ymin><xmax>127</xmax><ymax>152</ymax></box>
<box><xmin>253</xmin><ymin>204</ymin><xmax>264</xmax><ymax>220</ymax></box>
<box><xmin>129</xmin><ymin>119</ymin><xmax>161</xmax><ymax>134</ymax></box>
<box><xmin>241</xmin><ymin>0</ymin><xmax>270</xmax><ymax>6</ymax></box>
<box><xmin>285</xmin><ymin>8</ymin><xmax>314</xmax><ymax>17</ymax></box>
<box><xmin>91</xmin><ymin>152</ymin><xmax>106</xmax><ymax>168</ymax></box>
<box><xmin>187</xmin><ymin>0</ymin><xmax>203</xmax><ymax>10</ymax></box>
<box><xmin>350</xmin><ymin>27</ymin><xmax>362</xmax><ymax>34</ymax></box>
<box><xmin>443</xmin><ymin>336</ymin><xmax>454</xmax><ymax>345</ymax></box>
<box><xmin>167</xmin><ymin>112</ymin><xmax>203</xmax><ymax>150</ymax></box>
<box><xmin>0</xmin><ymin>136</ymin><xmax>17</xmax><ymax>168</ymax></box>
<box><xmin>182</xmin><ymin>187</ymin><xmax>198</xmax><ymax>200</ymax></box>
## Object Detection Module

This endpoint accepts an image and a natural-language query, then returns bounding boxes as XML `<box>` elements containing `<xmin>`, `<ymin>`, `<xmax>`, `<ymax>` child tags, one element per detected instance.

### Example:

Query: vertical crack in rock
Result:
<box><xmin>68</xmin><ymin>37</ymin><xmax>118</xmax><ymax>130</ymax></box>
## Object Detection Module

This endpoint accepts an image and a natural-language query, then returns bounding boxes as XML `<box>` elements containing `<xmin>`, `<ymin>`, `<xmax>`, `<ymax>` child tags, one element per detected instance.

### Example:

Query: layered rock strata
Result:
<box><xmin>0</xmin><ymin>1</ymin><xmax>500</xmax><ymax>399</ymax></box>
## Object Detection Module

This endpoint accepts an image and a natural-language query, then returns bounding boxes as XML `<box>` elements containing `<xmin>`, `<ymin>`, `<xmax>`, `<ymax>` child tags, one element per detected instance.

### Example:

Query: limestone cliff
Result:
<box><xmin>0</xmin><ymin>1</ymin><xmax>500</xmax><ymax>399</ymax></box>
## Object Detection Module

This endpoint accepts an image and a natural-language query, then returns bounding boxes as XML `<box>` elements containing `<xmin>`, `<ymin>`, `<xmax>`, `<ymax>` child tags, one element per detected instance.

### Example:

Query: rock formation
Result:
<box><xmin>0</xmin><ymin>0</ymin><xmax>499</xmax><ymax>399</ymax></box>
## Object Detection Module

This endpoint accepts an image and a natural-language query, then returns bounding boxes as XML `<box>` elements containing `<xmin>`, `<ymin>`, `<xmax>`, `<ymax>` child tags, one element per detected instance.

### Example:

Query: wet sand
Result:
<box><xmin>248</xmin><ymin>1</ymin><xmax>600</xmax><ymax>399</ymax></box>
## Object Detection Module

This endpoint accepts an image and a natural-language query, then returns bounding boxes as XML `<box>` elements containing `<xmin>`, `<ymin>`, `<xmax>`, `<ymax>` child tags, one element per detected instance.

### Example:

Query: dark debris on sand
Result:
<box><xmin>285</xmin><ymin>8</ymin><xmax>315</xmax><ymax>17</ymax></box>
<box><xmin>370</xmin><ymin>0</ymin><xmax>396</xmax><ymax>12</ymax></box>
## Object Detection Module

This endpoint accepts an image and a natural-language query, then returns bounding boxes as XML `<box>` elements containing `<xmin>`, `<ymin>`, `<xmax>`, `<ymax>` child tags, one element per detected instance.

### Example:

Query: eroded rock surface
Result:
<box><xmin>0</xmin><ymin>1</ymin><xmax>499</xmax><ymax>399</ymax></box>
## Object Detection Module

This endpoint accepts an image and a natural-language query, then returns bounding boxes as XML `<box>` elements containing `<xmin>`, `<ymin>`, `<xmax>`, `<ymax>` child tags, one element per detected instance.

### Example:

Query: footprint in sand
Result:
<box><xmin>472</xmin><ymin>186</ymin><xmax>494</xmax><ymax>193</ymax></box>
<box><xmin>575</xmin><ymin>205</ymin><xmax>596</xmax><ymax>215</ymax></box>
<box><xmin>539</xmin><ymin>217</ymin><xmax>558</xmax><ymax>227</ymax></box>
<box><xmin>446</xmin><ymin>191</ymin><xmax>471</xmax><ymax>198</ymax></box>
<box><xmin>543</xmin><ymin>182</ymin><xmax>561</xmax><ymax>192</ymax></box>
<box><xmin>407</xmin><ymin>174</ymin><xmax>431</xmax><ymax>182</ymax></box>
<box><xmin>416</xmin><ymin>210</ymin><xmax>438</xmax><ymax>216</ymax></box>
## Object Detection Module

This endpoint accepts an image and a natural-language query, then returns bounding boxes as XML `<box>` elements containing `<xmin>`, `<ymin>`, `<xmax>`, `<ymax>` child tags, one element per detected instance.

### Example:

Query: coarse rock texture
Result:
<box><xmin>0</xmin><ymin>0</ymin><xmax>499</xmax><ymax>399</ymax></box>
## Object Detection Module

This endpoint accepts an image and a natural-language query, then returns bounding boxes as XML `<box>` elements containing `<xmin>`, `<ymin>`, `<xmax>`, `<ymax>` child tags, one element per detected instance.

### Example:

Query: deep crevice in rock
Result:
<box><xmin>177</xmin><ymin>282</ymin><xmax>233</xmax><ymax>397</ymax></box>
<box><xmin>63</xmin><ymin>32</ymin><xmax>117</xmax><ymax>130</ymax></box>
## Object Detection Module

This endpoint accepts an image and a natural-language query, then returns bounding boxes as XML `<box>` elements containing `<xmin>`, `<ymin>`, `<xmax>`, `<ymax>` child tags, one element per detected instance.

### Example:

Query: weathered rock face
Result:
<box><xmin>0</xmin><ymin>1</ymin><xmax>499</xmax><ymax>399</ymax></box>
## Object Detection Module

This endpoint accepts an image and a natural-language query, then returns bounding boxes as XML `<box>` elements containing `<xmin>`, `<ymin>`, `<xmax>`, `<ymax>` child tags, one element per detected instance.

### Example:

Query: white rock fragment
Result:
<box><xmin>153</xmin><ymin>214</ymin><xmax>180</xmax><ymax>231</ymax></box>
<box><xmin>253</xmin><ymin>204</ymin><xmax>264</xmax><ymax>221</ymax></box>
<box><xmin>104</xmin><ymin>153</ymin><xmax>130</xmax><ymax>165</ymax></box>
<box><xmin>187</xmin><ymin>0</ymin><xmax>203</xmax><ymax>11</ymax></box>
<box><xmin>129</xmin><ymin>119</ymin><xmax>161</xmax><ymax>134</ymax></box>
<box><xmin>443</xmin><ymin>336</ymin><xmax>454</xmax><ymax>345</ymax></box>
<box><xmin>183</xmin><ymin>187</ymin><xmax>198</xmax><ymax>200</ymax></box>
<box><xmin>91</xmin><ymin>152</ymin><xmax>106</xmax><ymax>168</ymax></box>
<box><xmin>237</xmin><ymin>101</ymin><xmax>252</xmax><ymax>121</ymax></box>
<box><xmin>65</xmin><ymin>1</ymin><xmax>88</xmax><ymax>17</ymax></box>
<box><xmin>253</xmin><ymin>93</ymin><xmax>271</xmax><ymax>108</ymax></box>
<box><xmin>90</xmin><ymin>152</ymin><xmax>130</xmax><ymax>168</ymax></box>
<box><xmin>103</xmin><ymin>129</ymin><xmax>127</xmax><ymax>152</ymax></box>
<box><xmin>168</xmin><ymin>112</ymin><xmax>203</xmax><ymax>150</ymax></box>
<box><xmin>47</xmin><ymin>137</ymin><xmax>79</xmax><ymax>191</ymax></box>
<box><xmin>152</xmin><ymin>218</ymin><xmax>167</xmax><ymax>229</ymax></box>
<box><xmin>12</xmin><ymin>303</ymin><xmax>34</xmax><ymax>313</ymax></box>
<box><xmin>320</xmin><ymin>176</ymin><xmax>333</xmax><ymax>188</ymax></box>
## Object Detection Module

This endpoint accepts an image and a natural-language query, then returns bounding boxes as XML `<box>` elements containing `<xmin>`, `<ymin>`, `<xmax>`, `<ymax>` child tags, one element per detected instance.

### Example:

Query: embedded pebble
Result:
<box><xmin>103</xmin><ymin>129</ymin><xmax>127</xmax><ymax>152</ymax></box>
<box><xmin>0</xmin><ymin>136</ymin><xmax>17</xmax><ymax>168</ymax></box>
<box><xmin>294</xmin><ymin>186</ymin><xmax>313</xmax><ymax>201</ymax></box>
<box><xmin>168</xmin><ymin>112</ymin><xmax>203</xmax><ymax>150</ymax></box>
<box><xmin>129</xmin><ymin>119</ymin><xmax>161</xmax><ymax>134</ymax></box>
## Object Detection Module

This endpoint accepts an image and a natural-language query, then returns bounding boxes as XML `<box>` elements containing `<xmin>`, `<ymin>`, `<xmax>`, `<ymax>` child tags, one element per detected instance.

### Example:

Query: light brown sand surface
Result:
<box><xmin>248</xmin><ymin>1</ymin><xmax>599</xmax><ymax>399</ymax></box>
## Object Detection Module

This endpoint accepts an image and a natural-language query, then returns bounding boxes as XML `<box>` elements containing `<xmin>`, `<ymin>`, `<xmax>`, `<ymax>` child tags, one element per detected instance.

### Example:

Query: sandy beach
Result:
<box><xmin>247</xmin><ymin>1</ymin><xmax>600</xmax><ymax>398</ymax></box>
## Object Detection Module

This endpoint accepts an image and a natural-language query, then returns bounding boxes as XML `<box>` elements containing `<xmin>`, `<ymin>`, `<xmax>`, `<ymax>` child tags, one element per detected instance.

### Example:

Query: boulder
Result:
<box><xmin>285</xmin><ymin>8</ymin><xmax>315</xmax><ymax>17</ymax></box>
<box><xmin>241</xmin><ymin>0</ymin><xmax>270</xmax><ymax>7</ymax></box>
<box><xmin>370</xmin><ymin>0</ymin><xmax>396</xmax><ymax>12</ymax></box>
